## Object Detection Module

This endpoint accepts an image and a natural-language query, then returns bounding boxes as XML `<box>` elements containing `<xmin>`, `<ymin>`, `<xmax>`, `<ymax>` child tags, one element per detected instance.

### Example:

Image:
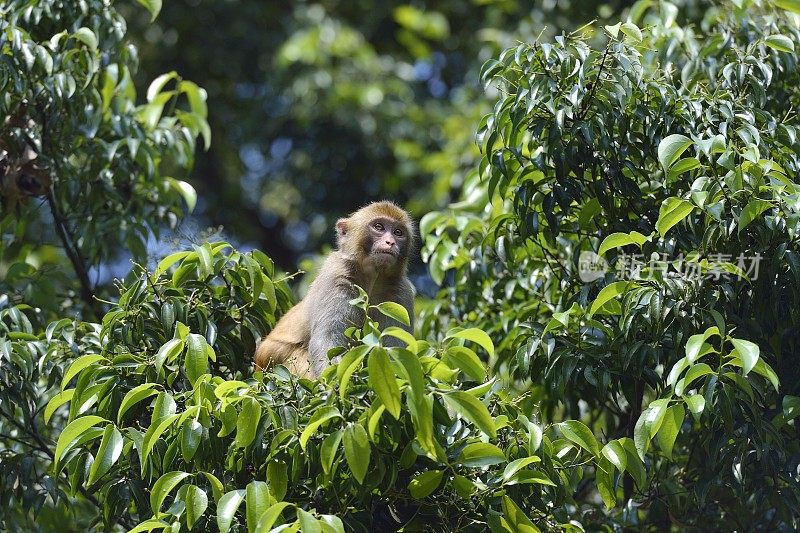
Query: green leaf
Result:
<box><xmin>214</xmin><ymin>380</ymin><xmax>251</xmax><ymax>399</ymax></box>
<box><xmin>601</xmin><ymin>441</ymin><xmax>627</xmax><ymax>473</ymax></box>
<box><xmin>738</xmin><ymin>199</ymin><xmax>772</xmax><ymax>233</ymax></box>
<box><xmin>150</xmin><ymin>471</ymin><xmax>190</xmax><ymax>515</ymax></box>
<box><xmin>658</xmin><ymin>134</ymin><xmax>693</xmax><ymax>171</ymax></box>
<box><xmin>299</xmin><ymin>406</ymin><xmax>342</xmax><ymax>450</ymax></box>
<box><xmin>598</xmin><ymin>232</ymin><xmax>646</xmax><ymax>255</ymax></box>
<box><xmin>44</xmin><ymin>389</ymin><xmax>74</xmax><ymax>424</ymax></box>
<box><xmin>368</xmin><ymin>348</ymin><xmax>401</xmax><ymax>419</ymax></box>
<box><xmin>558</xmin><ymin>420</ymin><xmax>600</xmax><ymax>457</ymax></box>
<box><xmin>184</xmin><ymin>485</ymin><xmax>209</xmax><ymax>530</ymax></box>
<box><xmin>666</xmin><ymin>356</ymin><xmax>689</xmax><ymax>387</ymax></box>
<box><xmin>255</xmin><ymin>502</ymin><xmax>293</xmax><ymax>532</ymax></box>
<box><xmin>685</xmin><ymin>394</ymin><xmax>706</xmax><ymax>420</ymax></box>
<box><xmin>155</xmin><ymin>338</ymin><xmax>184</xmax><ymax>375</ymax></box>
<box><xmin>751</xmin><ymin>358</ymin><xmax>780</xmax><ymax>392</ymax></box>
<box><xmin>668</xmin><ymin>157</ymin><xmax>701</xmax><ymax>179</ymax></box>
<box><xmin>320</xmin><ymin>430</ymin><xmax>343</xmax><ymax>476</ymax></box>
<box><xmin>502</xmin><ymin>456</ymin><xmax>541</xmax><ymax>484</ymax></box>
<box><xmin>441</xmin><ymin>390</ymin><xmax>496</xmax><ymax>438</ymax></box>
<box><xmin>170</xmin><ymin>179</ymin><xmax>197</xmax><ymax>213</ymax></box>
<box><xmin>73</xmin><ymin>27</ymin><xmax>97</xmax><ymax>50</ymax></box>
<box><xmin>136</xmin><ymin>0</ymin><xmax>163</xmax><ymax>21</ymax></box>
<box><xmin>142</xmin><ymin>414</ymin><xmax>180</xmax><ymax>468</ymax></box>
<box><xmin>775</xmin><ymin>0</ymin><xmax>800</xmax><ymax>13</ymax></box>
<box><xmin>620</xmin><ymin>21</ymin><xmax>643</xmax><ymax>41</ymax></box>
<box><xmin>731</xmin><ymin>338</ymin><xmax>760</xmax><ymax>376</ymax></box>
<box><xmin>118</xmin><ymin>383</ymin><xmax>160</xmax><ymax>423</ymax></box>
<box><xmin>180</xmin><ymin>419</ymin><xmax>203</xmax><ymax>462</ymax></box>
<box><xmin>596</xmin><ymin>456</ymin><xmax>616</xmax><ymax>509</ymax></box>
<box><xmin>675</xmin><ymin>363</ymin><xmax>714</xmax><ymax>395</ymax></box>
<box><xmin>765</xmin><ymin>35</ymin><xmax>795</xmax><ymax>52</ymax></box>
<box><xmin>604</xmin><ymin>22</ymin><xmax>621</xmax><ymax>37</ymax></box>
<box><xmin>633</xmin><ymin>411</ymin><xmax>650</xmax><ymax>460</ymax></box>
<box><xmin>337</xmin><ymin>346</ymin><xmax>369</xmax><ymax>402</ymax></box>
<box><xmin>87</xmin><ymin>425</ymin><xmax>124</xmax><ymax>487</ymax></box>
<box><xmin>442</xmin><ymin>346</ymin><xmax>486</xmax><ymax>381</ymax></box>
<box><xmin>217</xmin><ymin>490</ymin><xmax>246</xmax><ymax>533</ymax></box>
<box><xmin>194</xmin><ymin>244</ymin><xmax>213</xmax><ymax>278</ymax></box>
<box><xmin>297</xmin><ymin>508</ymin><xmax>321</xmax><ymax>533</ymax></box>
<box><xmin>589</xmin><ymin>281</ymin><xmax>632</xmax><ymax>317</ymax></box>
<box><xmin>266</xmin><ymin>460</ymin><xmax>288</xmax><ymax>501</ymax></box>
<box><xmin>246</xmin><ymin>481</ymin><xmax>273</xmax><ymax>533</ymax></box>
<box><xmin>372</xmin><ymin>301</ymin><xmax>411</xmax><ymax>327</ymax></box>
<box><xmin>128</xmin><ymin>519</ymin><xmax>171</xmax><ymax>533</ymax></box>
<box><xmin>453</xmin><ymin>475</ymin><xmax>477</xmax><ymax>499</ymax></box>
<box><xmin>685</xmin><ymin>326</ymin><xmax>719</xmax><ymax>363</ymax></box>
<box><xmin>343</xmin><ymin>424</ymin><xmax>370</xmax><ymax>484</ymax></box>
<box><xmin>447</xmin><ymin>328</ymin><xmax>495</xmax><ymax>358</ymax></box>
<box><xmin>645</xmin><ymin>398</ymin><xmax>670</xmax><ymax>438</ymax></box>
<box><xmin>783</xmin><ymin>396</ymin><xmax>800</xmax><ymax>421</ymax></box>
<box><xmin>408</xmin><ymin>470</ymin><xmax>444</xmax><ymax>499</ymax></box>
<box><xmin>186</xmin><ymin>334</ymin><xmax>209</xmax><ymax>385</ymax></box>
<box><xmin>235</xmin><ymin>397</ymin><xmax>262</xmax><ymax>448</ymax></box>
<box><xmin>501</xmin><ymin>495</ymin><xmax>539</xmax><ymax>531</ymax></box>
<box><xmin>179</xmin><ymin>80</ymin><xmax>209</xmax><ymax>117</ymax></box>
<box><xmin>203</xmin><ymin>472</ymin><xmax>225</xmax><ymax>503</ymax></box>
<box><xmin>656</xmin><ymin>197</ymin><xmax>694</xmax><ymax>236</ymax></box>
<box><xmin>319</xmin><ymin>515</ymin><xmax>345</xmax><ymax>533</ymax></box>
<box><xmin>146</xmin><ymin>71</ymin><xmax>178</xmax><ymax>103</ymax></box>
<box><xmin>61</xmin><ymin>354</ymin><xmax>105</xmax><ymax>390</ymax></box>
<box><xmin>458</xmin><ymin>442</ymin><xmax>506</xmax><ymax>467</ymax></box>
<box><xmin>53</xmin><ymin>415</ymin><xmax>107</xmax><ymax>473</ymax></box>
<box><xmin>619</xmin><ymin>437</ymin><xmax>646</xmax><ymax>488</ymax></box>
<box><xmin>381</xmin><ymin>327</ymin><xmax>417</xmax><ymax>353</ymax></box>
<box><xmin>655</xmin><ymin>404</ymin><xmax>684</xmax><ymax>459</ymax></box>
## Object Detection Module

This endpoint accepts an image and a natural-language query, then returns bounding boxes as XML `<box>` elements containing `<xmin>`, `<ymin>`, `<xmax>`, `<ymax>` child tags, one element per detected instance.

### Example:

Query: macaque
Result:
<box><xmin>255</xmin><ymin>201</ymin><xmax>415</xmax><ymax>378</ymax></box>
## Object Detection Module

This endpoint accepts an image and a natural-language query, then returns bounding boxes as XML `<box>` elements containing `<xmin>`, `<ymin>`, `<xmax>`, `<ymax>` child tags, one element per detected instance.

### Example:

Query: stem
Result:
<box><xmin>45</xmin><ymin>188</ymin><xmax>101</xmax><ymax>319</ymax></box>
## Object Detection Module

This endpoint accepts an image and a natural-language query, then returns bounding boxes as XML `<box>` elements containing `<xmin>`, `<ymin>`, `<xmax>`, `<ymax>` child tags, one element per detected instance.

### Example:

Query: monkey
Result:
<box><xmin>255</xmin><ymin>201</ymin><xmax>415</xmax><ymax>378</ymax></box>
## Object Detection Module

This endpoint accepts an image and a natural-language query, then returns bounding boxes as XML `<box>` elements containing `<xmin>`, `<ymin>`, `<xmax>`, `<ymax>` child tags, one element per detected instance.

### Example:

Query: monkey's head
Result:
<box><xmin>336</xmin><ymin>201</ymin><xmax>414</xmax><ymax>276</ymax></box>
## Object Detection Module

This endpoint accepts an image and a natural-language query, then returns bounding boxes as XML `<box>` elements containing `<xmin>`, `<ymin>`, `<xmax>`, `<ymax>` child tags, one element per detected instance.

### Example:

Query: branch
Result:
<box><xmin>45</xmin><ymin>188</ymin><xmax>102</xmax><ymax>319</ymax></box>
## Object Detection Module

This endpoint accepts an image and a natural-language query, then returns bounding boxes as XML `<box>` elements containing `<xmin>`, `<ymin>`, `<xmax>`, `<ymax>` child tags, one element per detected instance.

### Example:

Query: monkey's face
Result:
<box><xmin>364</xmin><ymin>216</ymin><xmax>408</xmax><ymax>267</ymax></box>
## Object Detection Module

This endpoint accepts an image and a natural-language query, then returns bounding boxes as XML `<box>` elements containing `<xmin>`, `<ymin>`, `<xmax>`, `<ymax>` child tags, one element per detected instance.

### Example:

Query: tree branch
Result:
<box><xmin>45</xmin><ymin>188</ymin><xmax>102</xmax><ymax>319</ymax></box>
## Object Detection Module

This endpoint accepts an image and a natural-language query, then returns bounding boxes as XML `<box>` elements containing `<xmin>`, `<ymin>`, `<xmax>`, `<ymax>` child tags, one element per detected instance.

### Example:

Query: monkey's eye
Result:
<box><xmin>393</xmin><ymin>228</ymin><xmax>403</xmax><ymax>237</ymax></box>
<box><xmin>373</xmin><ymin>222</ymin><xmax>384</xmax><ymax>231</ymax></box>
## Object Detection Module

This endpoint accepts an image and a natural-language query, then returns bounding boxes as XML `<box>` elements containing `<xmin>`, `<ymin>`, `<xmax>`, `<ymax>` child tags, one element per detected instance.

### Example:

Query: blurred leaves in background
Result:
<box><xmin>124</xmin><ymin>0</ymin><xmax>630</xmax><ymax>266</ymax></box>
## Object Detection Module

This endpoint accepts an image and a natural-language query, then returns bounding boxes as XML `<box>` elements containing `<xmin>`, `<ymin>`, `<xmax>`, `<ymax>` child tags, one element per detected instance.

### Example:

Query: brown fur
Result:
<box><xmin>255</xmin><ymin>201</ymin><xmax>415</xmax><ymax>378</ymax></box>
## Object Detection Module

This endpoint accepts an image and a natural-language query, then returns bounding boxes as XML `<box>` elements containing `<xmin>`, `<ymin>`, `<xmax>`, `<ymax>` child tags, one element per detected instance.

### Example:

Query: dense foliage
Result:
<box><xmin>2</xmin><ymin>0</ymin><xmax>800</xmax><ymax>531</ymax></box>
<box><xmin>423</xmin><ymin>0</ymin><xmax>800</xmax><ymax>527</ymax></box>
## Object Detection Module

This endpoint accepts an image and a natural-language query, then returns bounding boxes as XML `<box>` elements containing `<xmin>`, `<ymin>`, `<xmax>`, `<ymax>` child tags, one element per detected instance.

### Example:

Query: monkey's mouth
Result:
<box><xmin>374</xmin><ymin>250</ymin><xmax>397</xmax><ymax>257</ymax></box>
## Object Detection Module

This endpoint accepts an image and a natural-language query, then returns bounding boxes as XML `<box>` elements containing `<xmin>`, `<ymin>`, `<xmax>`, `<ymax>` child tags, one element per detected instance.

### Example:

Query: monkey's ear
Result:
<box><xmin>335</xmin><ymin>218</ymin><xmax>349</xmax><ymax>236</ymax></box>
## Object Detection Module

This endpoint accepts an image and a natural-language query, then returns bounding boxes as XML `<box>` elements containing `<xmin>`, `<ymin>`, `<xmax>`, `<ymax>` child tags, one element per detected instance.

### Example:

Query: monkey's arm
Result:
<box><xmin>306</xmin><ymin>282</ymin><xmax>362</xmax><ymax>377</ymax></box>
<box><xmin>396</xmin><ymin>277</ymin><xmax>416</xmax><ymax>334</ymax></box>
<box><xmin>254</xmin><ymin>304</ymin><xmax>312</xmax><ymax>377</ymax></box>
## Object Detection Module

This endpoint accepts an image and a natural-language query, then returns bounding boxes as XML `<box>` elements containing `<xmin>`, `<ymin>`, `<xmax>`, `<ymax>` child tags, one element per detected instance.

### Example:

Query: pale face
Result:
<box><xmin>363</xmin><ymin>216</ymin><xmax>409</xmax><ymax>268</ymax></box>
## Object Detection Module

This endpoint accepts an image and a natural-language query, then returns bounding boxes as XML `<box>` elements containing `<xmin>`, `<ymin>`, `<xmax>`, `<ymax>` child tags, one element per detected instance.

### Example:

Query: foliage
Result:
<box><xmin>0</xmin><ymin>0</ymin><xmax>206</xmax><ymax>529</ymax></box>
<box><xmin>422</xmin><ymin>0</ymin><xmax>800</xmax><ymax>527</ymax></box>
<box><xmin>3</xmin><ymin>0</ymin><xmax>800</xmax><ymax>531</ymax></box>
<box><xmin>21</xmin><ymin>243</ymin><xmax>646</xmax><ymax>531</ymax></box>
<box><xmin>0</xmin><ymin>0</ymin><xmax>208</xmax><ymax>318</ymax></box>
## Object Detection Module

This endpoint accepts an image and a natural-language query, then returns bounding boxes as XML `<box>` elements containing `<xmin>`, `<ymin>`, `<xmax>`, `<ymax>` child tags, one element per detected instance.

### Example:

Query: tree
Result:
<box><xmin>1</xmin><ymin>0</ymin><xmax>207</xmax><ymax>528</ymax></box>
<box><xmin>423</xmin><ymin>0</ymin><xmax>800</xmax><ymax>526</ymax></box>
<box><xmin>2</xmin><ymin>0</ymin><xmax>800</xmax><ymax>531</ymax></box>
